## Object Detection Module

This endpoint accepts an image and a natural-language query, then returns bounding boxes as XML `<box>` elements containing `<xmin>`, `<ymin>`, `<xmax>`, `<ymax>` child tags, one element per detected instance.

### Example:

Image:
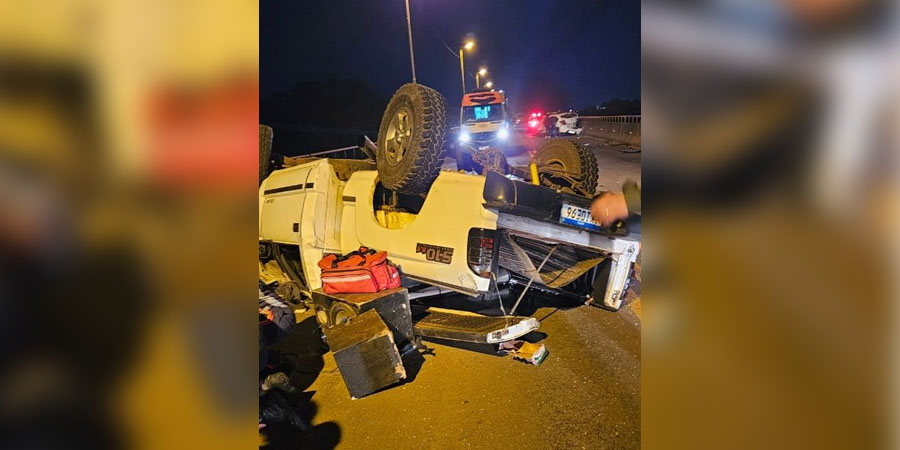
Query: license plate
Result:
<box><xmin>559</xmin><ymin>203</ymin><xmax>602</xmax><ymax>231</ymax></box>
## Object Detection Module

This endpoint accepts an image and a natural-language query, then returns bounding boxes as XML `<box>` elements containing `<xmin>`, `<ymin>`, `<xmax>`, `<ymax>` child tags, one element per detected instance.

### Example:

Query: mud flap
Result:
<box><xmin>593</xmin><ymin>241</ymin><xmax>638</xmax><ymax>311</ymax></box>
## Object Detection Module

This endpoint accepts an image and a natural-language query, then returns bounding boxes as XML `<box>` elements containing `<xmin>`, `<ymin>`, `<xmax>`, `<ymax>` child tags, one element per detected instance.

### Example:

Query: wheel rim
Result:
<box><xmin>540</xmin><ymin>158</ymin><xmax>572</xmax><ymax>176</ymax></box>
<box><xmin>333</xmin><ymin>309</ymin><xmax>351</xmax><ymax>325</ymax></box>
<box><xmin>546</xmin><ymin>158</ymin><xmax>566</xmax><ymax>170</ymax></box>
<box><xmin>384</xmin><ymin>106</ymin><xmax>413</xmax><ymax>166</ymax></box>
<box><xmin>331</xmin><ymin>304</ymin><xmax>357</xmax><ymax>326</ymax></box>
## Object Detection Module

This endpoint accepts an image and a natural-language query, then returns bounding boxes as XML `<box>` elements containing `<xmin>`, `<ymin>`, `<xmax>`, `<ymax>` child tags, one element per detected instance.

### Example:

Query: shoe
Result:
<box><xmin>259</xmin><ymin>390</ymin><xmax>307</xmax><ymax>431</ymax></box>
<box><xmin>261</xmin><ymin>372</ymin><xmax>298</xmax><ymax>394</ymax></box>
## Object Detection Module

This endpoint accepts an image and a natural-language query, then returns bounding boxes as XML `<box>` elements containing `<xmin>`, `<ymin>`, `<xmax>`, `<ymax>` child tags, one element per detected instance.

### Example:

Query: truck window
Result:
<box><xmin>463</xmin><ymin>104</ymin><xmax>503</xmax><ymax>122</ymax></box>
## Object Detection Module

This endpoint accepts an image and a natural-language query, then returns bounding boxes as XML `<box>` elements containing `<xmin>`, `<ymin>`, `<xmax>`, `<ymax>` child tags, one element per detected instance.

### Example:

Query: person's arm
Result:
<box><xmin>622</xmin><ymin>180</ymin><xmax>641</xmax><ymax>215</ymax></box>
<box><xmin>591</xmin><ymin>180</ymin><xmax>640</xmax><ymax>227</ymax></box>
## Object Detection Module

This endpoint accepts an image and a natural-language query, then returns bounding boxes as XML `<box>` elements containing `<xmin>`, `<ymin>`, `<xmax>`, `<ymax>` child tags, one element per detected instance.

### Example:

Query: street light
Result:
<box><xmin>459</xmin><ymin>40</ymin><xmax>475</xmax><ymax>94</ymax></box>
<box><xmin>484</xmin><ymin>81</ymin><xmax>493</xmax><ymax>89</ymax></box>
<box><xmin>404</xmin><ymin>0</ymin><xmax>416</xmax><ymax>83</ymax></box>
<box><xmin>476</xmin><ymin>68</ymin><xmax>487</xmax><ymax>88</ymax></box>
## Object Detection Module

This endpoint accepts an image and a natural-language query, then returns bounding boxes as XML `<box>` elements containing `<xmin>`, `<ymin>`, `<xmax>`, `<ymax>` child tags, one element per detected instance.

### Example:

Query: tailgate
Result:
<box><xmin>482</xmin><ymin>171</ymin><xmax>596</xmax><ymax>232</ymax></box>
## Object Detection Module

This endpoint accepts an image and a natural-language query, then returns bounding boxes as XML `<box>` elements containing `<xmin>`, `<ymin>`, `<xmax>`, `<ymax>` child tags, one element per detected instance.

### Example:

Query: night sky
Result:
<box><xmin>261</xmin><ymin>0</ymin><xmax>639</xmax><ymax>113</ymax></box>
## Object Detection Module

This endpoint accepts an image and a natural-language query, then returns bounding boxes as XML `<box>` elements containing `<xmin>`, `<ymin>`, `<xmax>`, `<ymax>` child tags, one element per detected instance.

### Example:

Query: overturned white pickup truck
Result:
<box><xmin>259</xmin><ymin>159</ymin><xmax>638</xmax><ymax>303</ymax></box>
<box><xmin>259</xmin><ymin>83</ymin><xmax>639</xmax><ymax>338</ymax></box>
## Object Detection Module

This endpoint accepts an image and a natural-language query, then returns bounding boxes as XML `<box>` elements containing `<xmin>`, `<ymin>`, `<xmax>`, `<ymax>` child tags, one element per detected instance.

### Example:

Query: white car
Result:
<box><xmin>549</xmin><ymin>112</ymin><xmax>582</xmax><ymax>135</ymax></box>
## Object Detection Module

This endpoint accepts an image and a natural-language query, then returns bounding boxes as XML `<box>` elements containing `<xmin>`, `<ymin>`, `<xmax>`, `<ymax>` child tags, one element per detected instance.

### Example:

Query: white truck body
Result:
<box><xmin>259</xmin><ymin>158</ymin><xmax>639</xmax><ymax>309</ymax></box>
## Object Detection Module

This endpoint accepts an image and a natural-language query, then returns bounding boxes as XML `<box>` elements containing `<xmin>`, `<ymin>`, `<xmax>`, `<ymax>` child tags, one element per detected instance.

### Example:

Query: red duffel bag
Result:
<box><xmin>317</xmin><ymin>247</ymin><xmax>401</xmax><ymax>294</ymax></box>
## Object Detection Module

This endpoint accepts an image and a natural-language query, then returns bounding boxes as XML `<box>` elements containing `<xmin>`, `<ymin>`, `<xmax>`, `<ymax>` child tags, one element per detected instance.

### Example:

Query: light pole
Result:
<box><xmin>459</xmin><ymin>40</ymin><xmax>474</xmax><ymax>94</ymax></box>
<box><xmin>404</xmin><ymin>0</ymin><xmax>416</xmax><ymax>83</ymax></box>
<box><xmin>476</xmin><ymin>68</ymin><xmax>487</xmax><ymax>89</ymax></box>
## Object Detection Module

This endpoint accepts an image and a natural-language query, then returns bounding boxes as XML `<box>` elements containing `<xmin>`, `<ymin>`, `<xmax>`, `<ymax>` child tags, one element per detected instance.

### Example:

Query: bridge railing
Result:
<box><xmin>578</xmin><ymin>115</ymin><xmax>641</xmax><ymax>147</ymax></box>
<box><xmin>306</xmin><ymin>145</ymin><xmax>369</xmax><ymax>160</ymax></box>
<box><xmin>301</xmin><ymin>135</ymin><xmax>378</xmax><ymax>160</ymax></box>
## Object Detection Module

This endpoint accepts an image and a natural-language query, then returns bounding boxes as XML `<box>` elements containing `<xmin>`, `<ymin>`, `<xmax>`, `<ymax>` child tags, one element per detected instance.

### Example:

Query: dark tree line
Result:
<box><xmin>260</xmin><ymin>77</ymin><xmax>386</xmax><ymax>156</ymax></box>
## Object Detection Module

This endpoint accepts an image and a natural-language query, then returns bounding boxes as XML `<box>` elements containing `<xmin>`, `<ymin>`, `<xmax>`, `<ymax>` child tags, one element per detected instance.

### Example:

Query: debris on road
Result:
<box><xmin>498</xmin><ymin>340</ymin><xmax>548</xmax><ymax>365</ymax></box>
<box><xmin>313</xmin><ymin>288</ymin><xmax>416</xmax><ymax>350</ymax></box>
<box><xmin>412</xmin><ymin>306</ymin><xmax>539</xmax><ymax>344</ymax></box>
<box><xmin>324</xmin><ymin>309</ymin><xmax>406</xmax><ymax>399</ymax></box>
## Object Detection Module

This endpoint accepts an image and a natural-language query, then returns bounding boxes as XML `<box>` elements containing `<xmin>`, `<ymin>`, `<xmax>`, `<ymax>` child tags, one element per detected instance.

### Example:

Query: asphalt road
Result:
<box><xmin>263</xmin><ymin>134</ymin><xmax>642</xmax><ymax>449</ymax></box>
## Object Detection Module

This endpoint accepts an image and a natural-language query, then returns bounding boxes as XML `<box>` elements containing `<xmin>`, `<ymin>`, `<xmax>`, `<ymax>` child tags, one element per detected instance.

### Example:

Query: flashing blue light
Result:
<box><xmin>458</xmin><ymin>131</ymin><xmax>470</xmax><ymax>143</ymax></box>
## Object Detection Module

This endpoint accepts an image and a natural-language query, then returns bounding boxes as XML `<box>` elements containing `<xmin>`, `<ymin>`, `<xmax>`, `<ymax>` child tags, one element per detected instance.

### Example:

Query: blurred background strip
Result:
<box><xmin>641</xmin><ymin>0</ymin><xmax>898</xmax><ymax>449</ymax></box>
<box><xmin>0</xmin><ymin>1</ymin><xmax>258</xmax><ymax>449</ymax></box>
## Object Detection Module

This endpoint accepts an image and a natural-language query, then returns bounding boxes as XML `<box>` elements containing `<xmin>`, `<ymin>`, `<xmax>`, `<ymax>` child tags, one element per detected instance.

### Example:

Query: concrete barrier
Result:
<box><xmin>578</xmin><ymin>115</ymin><xmax>641</xmax><ymax>147</ymax></box>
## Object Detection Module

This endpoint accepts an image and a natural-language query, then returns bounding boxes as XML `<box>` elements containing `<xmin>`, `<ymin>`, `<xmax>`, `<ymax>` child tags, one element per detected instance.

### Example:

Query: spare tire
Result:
<box><xmin>376</xmin><ymin>83</ymin><xmax>449</xmax><ymax>194</ymax></box>
<box><xmin>534</xmin><ymin>138</ymin><xmax>599</xmax><ymax>197</ymax></box>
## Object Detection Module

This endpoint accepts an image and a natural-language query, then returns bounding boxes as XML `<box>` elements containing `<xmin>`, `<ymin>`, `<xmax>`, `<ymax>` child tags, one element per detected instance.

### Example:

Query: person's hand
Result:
<box><xmin>590</xmin><ymin>192</ymin><xmax>629</xmax><ymax>227</ymax></box>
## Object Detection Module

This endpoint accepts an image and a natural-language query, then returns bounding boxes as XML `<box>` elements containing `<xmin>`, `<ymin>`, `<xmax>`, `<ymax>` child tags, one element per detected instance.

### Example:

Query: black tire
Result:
<box><xmin>534</xmin><ymin>138</ymin><xmax>599</xmax><ymax>196</ymax></box>
<box><xmin>456</xmin><ymin>149</ymin><xmax>482</xmax><ymax>173</ymax></box>
<box><xmin>259</xmin><ymin>125</ymin><xmax>273</xmax><ymax>184</ymax></box>
<box><xmin>376</xmin><ymin>83</ymin><xmax>449</xmax><ymax>194</ymax></box>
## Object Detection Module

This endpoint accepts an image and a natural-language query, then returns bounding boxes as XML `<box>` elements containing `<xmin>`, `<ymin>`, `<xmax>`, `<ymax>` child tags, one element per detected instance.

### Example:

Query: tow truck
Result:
<box><xmin>259</xmin><ymin>83</ymin><xmax>640</xmax><ymax>344</ymax></box>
